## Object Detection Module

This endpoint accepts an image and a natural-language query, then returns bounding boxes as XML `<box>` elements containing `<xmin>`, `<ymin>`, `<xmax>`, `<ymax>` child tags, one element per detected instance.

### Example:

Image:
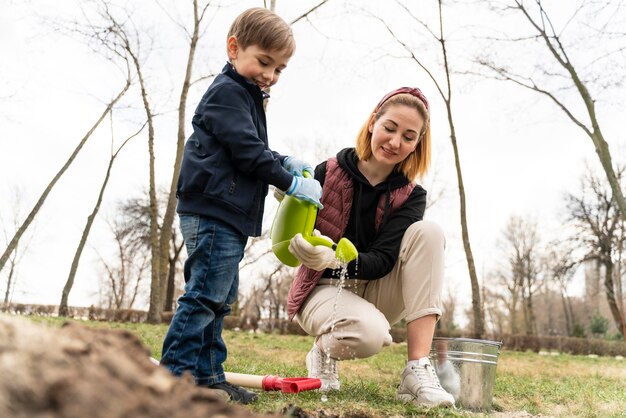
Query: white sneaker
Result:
<box><xmin>396</xmin><ymin>357</ymin><xmax>455</xmax><ymax>407</ymax></box>
<box><xmin>306</xmin><ymin>344</ymin><xmax>340</xmax><ymax>391</ymax></box>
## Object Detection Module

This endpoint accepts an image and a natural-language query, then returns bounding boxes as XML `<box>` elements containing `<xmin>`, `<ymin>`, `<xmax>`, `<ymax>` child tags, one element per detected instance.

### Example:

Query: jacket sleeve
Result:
<box><xmin>329</xmin><ymin>185</ymin><xmax>427</xmax><ymax>280</ymax></box>
<box><xmin>314</xmin><ymin>161</ymin><xmax>327</xmax><ymax>185</ymax></box>
<box><xmin>197</xmin><ymin>83</ymin><xmax>293</xmax><ymax>191</ymax></box>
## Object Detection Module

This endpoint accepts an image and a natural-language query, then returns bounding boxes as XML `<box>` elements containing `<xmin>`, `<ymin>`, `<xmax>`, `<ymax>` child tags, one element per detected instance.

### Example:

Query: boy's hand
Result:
<box><xmin>286</xmin><ymin>176</ymin><xmax>323</xmax><ymax>209</ymax></box>
<box><xmin>282</xmin><ymin>156</ymin><xmax>314</xmax><ymax>177</ymax></box>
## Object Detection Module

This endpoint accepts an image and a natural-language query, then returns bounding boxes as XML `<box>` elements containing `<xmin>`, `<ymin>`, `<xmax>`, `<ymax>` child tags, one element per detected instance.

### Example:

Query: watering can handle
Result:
<box><xmin>304</xmin><ymin>235</ymin><xmax>335</xmax><ymax>249</ymax></box>
<box><xmin>299</xmin><ymin>171</ymin><xmax>331</xmax><ymax>249</ymax></box>
<box><xmin>299</xmin><ymin>172</ymin><xmax>359</xmax><ymax>263</ymax></box>
<box><xmin>301</xmin><ymin>170</ymin><xmax>319</xmax><ymax>237</ymax></box>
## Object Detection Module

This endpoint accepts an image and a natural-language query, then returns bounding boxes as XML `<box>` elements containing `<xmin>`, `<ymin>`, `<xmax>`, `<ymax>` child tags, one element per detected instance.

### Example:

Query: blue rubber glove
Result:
<box><xmin>282</xmin><ymin>156</ymin><xmax>314</xmax><ymax>177</ymax></box>
<box><xmin>286</xmin><ymin>176</ymin><xmax>323</xmax><ymax>209</ymax></box>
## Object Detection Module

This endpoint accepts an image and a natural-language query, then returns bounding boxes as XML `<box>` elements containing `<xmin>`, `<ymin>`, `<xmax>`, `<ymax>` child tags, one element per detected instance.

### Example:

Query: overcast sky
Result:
<box><xmin>1</xmin><ymin>0</ymin><xmax>624</xmax><ymax>322</ymax></box>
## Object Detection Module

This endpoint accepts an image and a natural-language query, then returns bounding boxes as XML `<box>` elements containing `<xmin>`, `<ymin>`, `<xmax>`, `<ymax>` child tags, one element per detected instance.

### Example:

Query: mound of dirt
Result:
<box><xmin>0</xmin><ymin>315</ymin><xmax>265</xmax><ymax>418</ymax></box>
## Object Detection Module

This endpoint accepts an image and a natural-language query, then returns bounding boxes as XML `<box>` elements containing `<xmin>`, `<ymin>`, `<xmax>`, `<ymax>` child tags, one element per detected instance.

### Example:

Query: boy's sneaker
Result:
<box><xmin>206</xmin><ymin>381</ymin><xmax>257</xmax><ymax>404</ymax></box>
<box><xmin>306</xmin><ymin>344</ymin><xmax>340</xmax><ymax>391</ymax></box>
<box><xmin>396</xmin><ymin>357</ymin><xmax>455</xmax><ymax>407</ymax></box>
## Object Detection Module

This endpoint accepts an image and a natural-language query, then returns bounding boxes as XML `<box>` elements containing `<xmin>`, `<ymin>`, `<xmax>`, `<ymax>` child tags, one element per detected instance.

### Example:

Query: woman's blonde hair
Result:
<box><xmin>228</xmin><ymin>8</ymin><xmax>296</xmax><ymax>56</ymax></box>
<box><xmin>355</xmin><ymin>91</ymin><xmax>431</xmax><ymax>181</ymax></box>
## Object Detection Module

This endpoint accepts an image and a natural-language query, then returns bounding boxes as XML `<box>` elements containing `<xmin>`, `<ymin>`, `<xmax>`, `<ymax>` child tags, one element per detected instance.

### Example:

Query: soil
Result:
<box><xmin>0</xmin><ymin>315</ymin><xmax>265</xmax><ymax>418</ymax></box>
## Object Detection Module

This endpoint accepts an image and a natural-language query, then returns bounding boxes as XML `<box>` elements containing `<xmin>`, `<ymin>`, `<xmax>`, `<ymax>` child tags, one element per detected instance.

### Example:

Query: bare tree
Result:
<box><xmin>479</xmin><ymin>0</ymin><xmax>626</xmax><ymax>224</ymax></box>
<box><xmin>59</xmin><ymin>116</ymin><xmax>146</xmax><ymax>317</ymax></box>
<box><xmin>109</xmin><ymin>190</ymin><xmax>185</xmax><ymax>312</ymax></box>
<box><xmin>542</xmin><ymin>240</ymin><xmax>579</xmax><ymax>335</ymax></box>
<box><xmin>494</xmin><ymin>215</ymin><xmax>543</xmax><ymax>335</ymax></box>
<box><xmin>239</xmin><ymin>263</ymin><xmax>294</xmax><ymax>331</ymax></box>
<box><xmin>375</xmin><ymin>0</ymin><xmax>483</xmax><ymax>337</ymax></box>
<box><xmin>71</xmin><ymin>0</ymin><xmax>162</xmax><ymax>321</ymax></box>
<box><xmin>1</xmin><ymin>187</ymin><xmax>34</xmax><ymax>309</ymax></box>
<box><xmin>437</xmin><ymin>290</ymin><xmax>458</xmax><ymax>336</ymax></box>
<box><xmin>482</xmin><ymin>283</ymin><xmax>507</xmax><ymax>337</ymax></box>
<box><xmin>164</xmin><ymin>230</ymin><xmax>185</xmax><ymax>312</ymax></box>
<box><xmin>0</xmin><ymin>75</ymin><xmax>131</xmax><ymax>275</ymax></box>
<box><xmin>237</xmin><ymin>223</ymin><xmax>297</xmax><ymax>330</ymax></box>
<box><xmin>492</xmin><ymin>262</ymin><xmax>523</xmax><ymax>334</ymax></box>
<box><xmin>567</xmin><ymin>166</ymin><xmax>626</xmax><ymax>339</ymax></box>
<box><xmin>95</xmin><ymin>214</ymin><xmax>150</xmax><ymax>310</ymax></box>
<box><xmin>156</xmin><ymin>0</ymin><xmax>219</xmax><ymax>319</ymax></box>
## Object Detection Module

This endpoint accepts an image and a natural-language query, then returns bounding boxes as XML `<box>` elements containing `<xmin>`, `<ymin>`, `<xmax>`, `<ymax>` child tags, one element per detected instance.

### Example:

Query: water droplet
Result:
<box><xmin>321</xmin><ymin>395</ymin><xmax>328</xmax><ymax>402</ymax></box>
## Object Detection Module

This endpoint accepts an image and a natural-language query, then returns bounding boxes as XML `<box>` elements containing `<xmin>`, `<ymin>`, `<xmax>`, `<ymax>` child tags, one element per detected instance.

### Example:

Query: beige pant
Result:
<box><xmin>295</xmin><ymin>221</ymin><xmax>445</xmax><ymax>360</ymax></box>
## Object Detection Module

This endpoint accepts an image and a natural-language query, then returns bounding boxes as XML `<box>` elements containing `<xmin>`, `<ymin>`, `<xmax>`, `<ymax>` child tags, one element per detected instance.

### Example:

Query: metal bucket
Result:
<box><xmin>429</xmin><ymin>337</ymin><xmax>502</xmax><ymax>411</ymax></box>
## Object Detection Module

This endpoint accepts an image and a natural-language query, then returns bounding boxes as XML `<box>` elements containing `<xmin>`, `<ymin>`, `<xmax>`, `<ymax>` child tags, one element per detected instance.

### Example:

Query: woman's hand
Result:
<box><xmin>273</xmin><ymin>186</ymin><xmax>286</xmax><ymax>202</ymax></box>
<box><xmin>288</xmin><ymin>233</ymin><xmax>341</xmax><ymax>271</ymax></box>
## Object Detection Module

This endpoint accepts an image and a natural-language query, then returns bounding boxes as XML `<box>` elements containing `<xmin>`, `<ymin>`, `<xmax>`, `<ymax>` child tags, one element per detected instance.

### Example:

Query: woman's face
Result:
<box><xmin>368</xmin><ymin>104</ymin><xmax>424</xmax><ymax>167</ymax></box>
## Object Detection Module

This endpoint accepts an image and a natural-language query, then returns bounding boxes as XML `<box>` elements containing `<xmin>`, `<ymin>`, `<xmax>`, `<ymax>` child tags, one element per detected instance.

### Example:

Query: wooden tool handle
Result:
<box><xmin>224</xmin><ymin>372</ymin><xmax>264</xmax><ymax>389</ymax></box>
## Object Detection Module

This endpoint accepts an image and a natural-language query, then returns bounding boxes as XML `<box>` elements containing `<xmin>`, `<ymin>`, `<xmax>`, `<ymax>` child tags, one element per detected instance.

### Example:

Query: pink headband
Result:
<box><xmin>374</xmin><ymin>87</ymin><xmax>429</xmax><ymax>113</ymax></box>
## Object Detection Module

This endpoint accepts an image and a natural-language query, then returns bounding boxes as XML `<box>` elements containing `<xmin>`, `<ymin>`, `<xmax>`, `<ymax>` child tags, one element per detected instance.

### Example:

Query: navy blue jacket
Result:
<box><xmin>176</xmin><ymin>63</ymin><xmax>293</xmax><ymax>236</ymax></box>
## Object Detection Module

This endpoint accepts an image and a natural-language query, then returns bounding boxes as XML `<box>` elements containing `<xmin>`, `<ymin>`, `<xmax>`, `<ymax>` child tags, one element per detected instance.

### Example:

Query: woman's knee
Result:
<box><xmin>408</xmin><ymin>220</ymin><xmax>444</xmax><ymax>244</ymax></box>
<box><xmin>326</xmin><ymin>314</ymin><xmax>390</xmax><ymax>359</ymax></box>
<box><xmin>400</xmin><ymin>221</ymin><xmax>445</xmax><ymax>261</ymax></box>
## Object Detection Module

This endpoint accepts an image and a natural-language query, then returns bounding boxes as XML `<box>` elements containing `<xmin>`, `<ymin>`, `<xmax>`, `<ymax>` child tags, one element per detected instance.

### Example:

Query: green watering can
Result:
<box><xmin>270</xmin><ymin>172</ymin><xmax>358</xmax><ymax>267</ymax></box>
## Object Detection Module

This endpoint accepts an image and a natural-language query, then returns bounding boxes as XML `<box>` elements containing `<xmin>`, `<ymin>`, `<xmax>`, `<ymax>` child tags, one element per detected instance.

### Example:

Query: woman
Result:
<box><xmin>287</xmin><ymin>87</ymin><xmax>455</xmax><ymax>407</ymax></box>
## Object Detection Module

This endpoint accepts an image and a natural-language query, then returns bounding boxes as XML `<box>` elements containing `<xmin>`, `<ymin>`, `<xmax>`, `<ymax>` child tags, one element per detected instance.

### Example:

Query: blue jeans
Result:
<box><xmin>161</xmin><ymin>214</ymin><xmax>247</xmax><ymax>385</ymax></box>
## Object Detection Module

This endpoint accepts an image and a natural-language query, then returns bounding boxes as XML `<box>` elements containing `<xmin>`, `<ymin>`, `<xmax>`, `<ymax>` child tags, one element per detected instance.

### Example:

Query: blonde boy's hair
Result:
<box><xmin>355</xmin><ymin>93</ymin><xmax>431</xmax><ymax>181</ymax></box>
<box><xmin>228</xmin><ymin>8</ymin><xmax>296</xmax><ymax>56</ymax></box>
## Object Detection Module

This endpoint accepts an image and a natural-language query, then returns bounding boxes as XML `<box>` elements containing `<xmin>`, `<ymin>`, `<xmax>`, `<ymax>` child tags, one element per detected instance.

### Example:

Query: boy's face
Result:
<box><xmin>227</xmin><ymin>36</ymin><xmax>291</xmax><ymax>90</ymax></box>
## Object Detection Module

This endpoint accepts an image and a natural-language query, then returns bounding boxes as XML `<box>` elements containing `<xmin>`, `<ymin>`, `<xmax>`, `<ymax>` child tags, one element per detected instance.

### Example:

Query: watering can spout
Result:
<box><xmin>270</xmin><ymin>173</ymin><xmax>357</xmax><ymax>267</ymax></box>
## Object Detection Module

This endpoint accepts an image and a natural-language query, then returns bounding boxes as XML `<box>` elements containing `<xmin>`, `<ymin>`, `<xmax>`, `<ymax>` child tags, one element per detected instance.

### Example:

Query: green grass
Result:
<box><xmin>28</xmin><ymin>316</ymin><xmax>626</xmax><ymax>417</ymax></box>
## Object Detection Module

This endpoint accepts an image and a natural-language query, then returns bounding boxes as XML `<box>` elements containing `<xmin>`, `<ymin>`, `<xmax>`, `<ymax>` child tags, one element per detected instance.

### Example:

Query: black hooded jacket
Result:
<box><xmin>315</xmin><ymin>148</ymin><xmax>427</xmax><ymax>280</ymax></box>
<box><xmin>176</xmin><ymin>63</ymin><xmax>293</xmax><ymax>236</ymax></box>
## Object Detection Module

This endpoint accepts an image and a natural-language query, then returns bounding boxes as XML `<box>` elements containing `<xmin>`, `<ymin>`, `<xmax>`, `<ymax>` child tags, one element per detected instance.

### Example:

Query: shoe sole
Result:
<box><xmin>203</xmin><ymin>387</ymin><xmax>231</xmax><ymax>403</ymax></box>
<box><xmin>396</xmin><ymin>393</ymin><xmax>454</xmax><ymax>407</ymax></box>
<box><xmin>319</xmin><ymin>382</ymin><xmax>341</xmax><ymax>392</ymax></box>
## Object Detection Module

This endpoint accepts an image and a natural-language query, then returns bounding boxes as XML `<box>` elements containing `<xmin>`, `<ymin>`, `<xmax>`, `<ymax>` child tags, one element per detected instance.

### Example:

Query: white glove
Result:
<box><xmin>273</xmin><ymin>186</ymin><xmax>285</xmax><ymax>202</ymax></box>
<box><xmin>288</xmin><ymin>233</ymin><xmax>341</xmax><ymax>271</ymax></box>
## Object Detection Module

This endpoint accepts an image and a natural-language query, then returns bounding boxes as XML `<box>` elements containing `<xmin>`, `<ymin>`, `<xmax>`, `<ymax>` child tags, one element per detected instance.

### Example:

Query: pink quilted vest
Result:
<box><xmin>287</xmin><ymin>157</ymin><xmax>415</xmax><ymax>319</ymax></box>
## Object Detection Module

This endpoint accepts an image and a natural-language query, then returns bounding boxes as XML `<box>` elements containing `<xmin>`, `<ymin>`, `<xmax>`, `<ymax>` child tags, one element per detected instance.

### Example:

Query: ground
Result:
<box><xmin>0</xmin><ymin>315</ymin><xmax>265</xmax><ymax>418</ymax></box>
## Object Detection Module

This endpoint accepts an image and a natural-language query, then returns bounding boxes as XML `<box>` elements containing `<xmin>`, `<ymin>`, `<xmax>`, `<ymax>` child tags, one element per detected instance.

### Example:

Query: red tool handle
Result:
<box><xmin>262</xmin><ymin>375</ymin><xmax>322</xmax><ymax>393</ymax></box>
<box><xmin>225</xmin><ymin>372</ymin><xmax>322</xmax><ymax>393</ymax></box>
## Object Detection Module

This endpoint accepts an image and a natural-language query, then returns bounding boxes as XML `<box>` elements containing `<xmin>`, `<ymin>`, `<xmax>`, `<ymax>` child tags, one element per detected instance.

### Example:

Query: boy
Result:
<box><xmin>161</xmin><ymin>8</ymin><xmax>322</xmax><ymax>404</ymax></box>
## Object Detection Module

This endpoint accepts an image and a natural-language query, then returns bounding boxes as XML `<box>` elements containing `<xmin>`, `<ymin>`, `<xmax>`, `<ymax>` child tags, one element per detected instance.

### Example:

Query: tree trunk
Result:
<box><xmin>146</xmin><ymin>111</ymin><xmax>160</xmax><ymax>323</ymax></box>
<box><xmin>509</xmin><ymin>285</ymin><xmax>519</xmax><ymax>334</ymax></box>
<box><xmin>559</xmin><ymin>284</ymin><xmax>573</xmax><ymax>335</ymax></box>
<box><xmin>3</xmin><ymin>251</ymin><xmax>16</xmax><ymax>306</ymax></box>
<box><xmin>164</xmin><ymin>258</ymin><xmax>176</xmax><ymax>312</ymax></box>
<box><xmin>512</xmin><ymin>0</ymin><xmax>626</xmax><ymax>225</ymax></box>
<box><xmin>377</xmin><ymin>0</ymin><xmax>484</xmax><ymax>337</ymax></box>
<box><xmin>164</xmin><ymin>240</ymin><xmax>184</xmax><ymax>312</ymax></box>
<box><xmin>123</xmin><ymin>49</ymin><xmax>160</xmax><ymax>324</ymax></box>
<box><xmin>0</xmin><ymin>80</ymin><xmax>131</xmax><ymax>274</ymax></box>
<box><xmin>603</xmin><ymin>261</ymin><xmax>626</xmax><ymax>339</ymax></box>
<box><xmin>447</xmin><ymin>112</ymin><xmax>484</xmax><ymax>338</ymax></box>
<box><xmin>438</xmin><ymin>0</ymin><xmax>483</xmax><ymax>338</ymax></box>
<box><xmin>159</xmin><ymin>0</ymin><xmax>202</xmax><ymax>310</ymax></box>
<box><xmin>590</xmin><ymin>131</ymin><xmax>626</xmax><ymax>227</ymax></box>
<box><xmin>524</xmin><ymin>279</ymin><xmax>537</xmax><ymax>336</ymax></box>
<box><xmin>59</xmin><ymin>124</ymin><xmax>141</xmax><ymax>317</ymax></box>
